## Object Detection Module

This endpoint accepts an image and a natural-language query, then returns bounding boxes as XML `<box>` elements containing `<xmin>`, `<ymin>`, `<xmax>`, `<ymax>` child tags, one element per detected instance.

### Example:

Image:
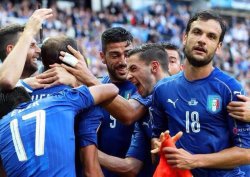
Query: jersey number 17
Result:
<box><xmin>10</xmin><ymin>110</ymin><xmax>46</xmax><ymax>162</ymax></box>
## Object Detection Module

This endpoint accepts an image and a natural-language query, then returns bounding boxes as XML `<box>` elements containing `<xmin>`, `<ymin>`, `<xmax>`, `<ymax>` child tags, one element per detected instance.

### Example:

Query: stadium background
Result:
<box><xmin>0</xmin><ymin>0</ymin><xmax>249</xmax><ymax>95</ymax></box>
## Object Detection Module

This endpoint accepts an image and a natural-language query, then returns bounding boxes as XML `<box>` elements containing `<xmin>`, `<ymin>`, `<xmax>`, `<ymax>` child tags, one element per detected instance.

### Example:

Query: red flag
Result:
<box><xmin>153</xmin><ymin>133</ymin><xmax>193</xmax><ymax>177</ymax></box>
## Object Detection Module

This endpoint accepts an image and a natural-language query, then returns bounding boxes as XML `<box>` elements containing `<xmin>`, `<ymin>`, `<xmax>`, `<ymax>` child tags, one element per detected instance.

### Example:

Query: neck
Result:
<box><xmin>184</xmin><ymin>60</ymin><xmax>214</xmax><ymax>81</ymax></box>
<box><xmin>156</xmin><ymin>71</ymin><xmax>170</xmax><ymax>82</ymax></box>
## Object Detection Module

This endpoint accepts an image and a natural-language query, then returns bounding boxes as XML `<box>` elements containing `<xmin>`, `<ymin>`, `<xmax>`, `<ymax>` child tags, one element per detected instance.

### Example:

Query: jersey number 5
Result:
<box><xmin>10</xmin><ymin>110</ymin><xmax>46</xmax><ymax>162</ymax></box>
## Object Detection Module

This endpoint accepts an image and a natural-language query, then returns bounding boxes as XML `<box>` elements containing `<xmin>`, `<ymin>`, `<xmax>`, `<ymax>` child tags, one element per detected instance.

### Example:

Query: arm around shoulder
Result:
<box><xmin>89</xmin><ymin>83</ymin><xmax>119</xmax><ymax>105</ymax></box>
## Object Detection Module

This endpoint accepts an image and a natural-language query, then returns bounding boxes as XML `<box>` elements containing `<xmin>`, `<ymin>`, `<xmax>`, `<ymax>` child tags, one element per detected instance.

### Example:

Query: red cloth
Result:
<box><xmin>153</xmin><ymin>134</ymin><xmax>193</xmax><ymax>177</ymax></box>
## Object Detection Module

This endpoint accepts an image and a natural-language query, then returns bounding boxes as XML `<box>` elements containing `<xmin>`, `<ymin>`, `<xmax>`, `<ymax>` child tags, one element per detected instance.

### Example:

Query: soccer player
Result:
<box><xmin>161</xmin><ymin>43</ymin><xmax>184</xmax><ymax>75</ymax></box>
<box><xmin>151</xmin><ymin>10</ymin><xmax>250</xmax><ymax>177</ymax></box>
<box><xmin>96</xmin><ymin>27</ymin><xmax>139</xmax><ymax>177</ymax></box>
<box><xmin>0</xmin><ymin>8</ymin><xmax>53</xmax><ymax>90</ymax></box>
<box><xmin>98</xmin><ymin>43</ymin><xmax>171</xmax><ymax>177</ymax></box>
<box><xmin>0</xmin><ymin>83</ymin><xmax>118</xmax><ymax>177</ymax></box>
<box><xmin>36</xmin><ymin>36</ymin><xmax>104</xmax><ymax>177</ymax></box>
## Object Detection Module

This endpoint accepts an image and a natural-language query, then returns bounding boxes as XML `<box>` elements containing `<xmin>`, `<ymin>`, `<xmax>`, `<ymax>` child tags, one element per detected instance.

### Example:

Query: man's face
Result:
<box><xmin>23</xmin><ymin>38</ymin><xmax>41</xmax><ymax>75</ymax></box>
<box><xmin>166</xmin><ymin>49</ymin><xmax>182</xmax><ymax>75</ymax></box>
<box><xmin>127</xmin><ymin>54</ymin><xmax>155</xmax><ymax>97</ymax></box>
<box><xmin>183</xmin><ymin>19</ymin><xmax>222</xmax><ymax>67</ymax></box>
<box><xmin>100</xmin><ymin>41</ymin><xmax>133</xmax><ymax>82</ymax></box>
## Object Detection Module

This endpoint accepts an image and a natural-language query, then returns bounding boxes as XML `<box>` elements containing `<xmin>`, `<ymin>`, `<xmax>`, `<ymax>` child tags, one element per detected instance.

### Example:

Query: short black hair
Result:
<box><xmin>101</xmin><ymin>27</ymin><xmax>133</xmax><ymax>52</ymax></box>
<box><xmin>185</xmin><ymin>10</ymin><xmax>227</xmax><ymax>43</ymax></box>
<box><xmin>41</xmin><ymin>36</ymin><xmax>78</xmax><ymax>71</ymax></box>
<box><xmin>128</xmin><ymin>43</ymin><xmax>169</xmax><ymax>72</ymax></box>
<box><xmin>0</xmin><ymin>87</ymin><xmax>31</xmax><ymax>118</ymax></box>
<box><xmin>0</xmin><ymin>24</ymin><xmax>24</xmax><ymax>62</ymax></box>
<box><xmin>161</xmin><ymin>42</ymin><xmax>184</xmax><ymax>63</ymax></box>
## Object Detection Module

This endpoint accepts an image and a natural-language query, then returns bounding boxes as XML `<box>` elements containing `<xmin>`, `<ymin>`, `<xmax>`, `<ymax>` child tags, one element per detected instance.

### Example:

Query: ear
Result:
<box><xmin>182</xmin><ymin>33</ymin><xmax>187</xmax><ymax>46</ymax></box>
<box><xmin>151</xmin><ymin>61</ymin><xmax>159</xmax><ymax>73</ymax></box>
<box><xmin>6</xmin><ymin>45</ymin><xmax>14</xmax><ymax>54</ymax></box>
<box><xmin>99</xmin><ymin>51</ymin><xmax>106</xmax><ymax>64</ymax></box>
<box><xmin>216</xmin><ymin>42</ymin><xmax>222</xmax><ymax>52</ymax></box>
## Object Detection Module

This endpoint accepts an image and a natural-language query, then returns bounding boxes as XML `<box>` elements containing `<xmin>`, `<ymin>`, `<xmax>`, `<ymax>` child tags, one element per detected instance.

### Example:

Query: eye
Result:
<box><xmin>129</xmin><ymin>65</ymin><xmax>137</xmax><ymax>72</ymax></box>
<box><xmin>110</xmin><ymin>54</ymin><xmax>119</xmax><ymax>59</ymax></box>
<box><xmin>192</xmin><ymin>29</ymin><xmax>201</xmax><ymax>35</ymax></box>
<box><xmin>208</xmin><ymin>33</ymin><xmax>217</xmax><ymax>40</ymax></box>
<box><xmin>30</xmin><ymin>43</ymin><xmax>36</xmax><ymax>48</ymax></box>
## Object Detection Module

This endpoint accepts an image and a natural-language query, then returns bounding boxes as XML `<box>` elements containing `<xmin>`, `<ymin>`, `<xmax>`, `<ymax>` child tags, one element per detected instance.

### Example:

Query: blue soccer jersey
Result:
<box><xmin>31</xmin><ymin>84</ymin><xmax>71</xmax><ymax>100</ymax></box>
<box><xmin>27</xmin><ymin>83</ymin><xmax>103</xmax><ymax>177</ymax></box>
<box><xmin>31</xmin><ymin>84</ymin><xmax>102</xmax><ymax>148</ymax></box>
<box><xmin>0</xmin><ymin>86</ymin><xmax>94</xmax><ymax>177</ymax></box>
<box><xmin>127</xmin><ymin>94</ymin><xmax>155</xmax><ymax>177</ymax></box>
<box><xmin>151</xmin><ymin>68</ymin><xmax>250</xmax><ymax>177</ymax></box>
<box><xmin>98</xmin><ymin>76</ymin><xmax>137</xmax><ymax>177</ymax></box>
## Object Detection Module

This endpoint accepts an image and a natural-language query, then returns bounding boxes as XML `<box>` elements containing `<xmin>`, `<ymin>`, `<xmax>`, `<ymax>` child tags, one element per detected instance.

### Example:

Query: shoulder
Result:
<box><xmin>213</xmin><ymin>68</ymin><xmax>243</xmax><ymax>93</ymax></box>
<box><xmin>154</xmin><ymin>73</ymin><xmax>181</xmax><ymax>92</ymax></box>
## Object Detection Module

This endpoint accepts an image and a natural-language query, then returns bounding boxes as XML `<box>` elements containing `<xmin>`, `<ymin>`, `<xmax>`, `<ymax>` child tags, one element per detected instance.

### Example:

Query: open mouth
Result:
<box><xmin>193</xmin><ymin>46</ymin><xmax>207</xmax><ymax>54</ymax></box>
<box><xmin>116</xmin><ymin>66</ymin><xmax>127</xmax><ymax>75</ymax></box>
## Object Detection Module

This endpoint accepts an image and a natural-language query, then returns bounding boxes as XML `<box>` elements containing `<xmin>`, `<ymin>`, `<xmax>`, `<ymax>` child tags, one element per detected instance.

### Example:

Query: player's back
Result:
<box><xmin>31</xmin><ymin>84</ymin><xmax>71</xmax><ymax>100</ymax></box>
<box><xmin>0</xmin><ymin>86</ymin><xmax>94</xmax><ymax>177</ymax></box>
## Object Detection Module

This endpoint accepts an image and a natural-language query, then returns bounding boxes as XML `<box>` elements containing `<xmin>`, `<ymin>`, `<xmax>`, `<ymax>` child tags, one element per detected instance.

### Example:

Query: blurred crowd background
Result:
<box><xmin>0</xmin><ymin>0</ymin><xmax>249</xmax><ymax>95</ymax></box>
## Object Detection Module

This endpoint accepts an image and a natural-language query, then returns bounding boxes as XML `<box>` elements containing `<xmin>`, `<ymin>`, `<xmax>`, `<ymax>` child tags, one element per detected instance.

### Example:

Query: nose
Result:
<box><xmin>197</xmin><ymin>34</ymin><xmax>206</xmax><ymax>45</ymax></box>
<box><xmin>36</xmin><ymin>44</ymin><xmax>41</xmax><ymax>53</ymax></box>
<box><xmin>127</xmin><ymin>72</ymin><xmax>133</xmax><ymax>81</ymax></box>
<box><xmin>120</xmin><ymin>55</ymin><xmax>127</xmax><ymax>65</ymax></box>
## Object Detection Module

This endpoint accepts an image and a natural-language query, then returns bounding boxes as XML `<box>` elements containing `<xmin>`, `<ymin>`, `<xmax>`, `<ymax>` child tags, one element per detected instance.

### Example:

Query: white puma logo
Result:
<box><xmin>233</xmin><ymin>91</ymin><xmax>241</xmax><ymax>95</ymax></box>
<box><xmin>167</xmin><ymin>98</ymin><xmax>178</xmax><ymax>108</ymax></box>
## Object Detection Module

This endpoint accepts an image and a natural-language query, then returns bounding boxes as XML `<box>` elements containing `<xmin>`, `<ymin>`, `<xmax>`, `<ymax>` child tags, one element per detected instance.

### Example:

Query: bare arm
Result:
<box><xmin>227</xmin><ymin>95</ymin><xmax>250</xmax><ymax>122</ymax></box>
<box><xmin>0</xmin><ymin>8</ymin><xmax>53</xmax><ymax>90</ymax></box>
<box><xmin>101</xmin><ymin>97</ymin><xmax>147</xmax><ymax>125</ymax></box>
<box><xmin>98</xmin><ymin>150</ymin><xmax>143</xmax><ymax>177</ymax></box>
<box><xmin>80</xmin><ymin>145</ymin><xmax>103</xmax><ymax>177</ymax></box>
<box><xmin>88</xmin><ymin>84</ymin><xmax>119</xmax><ymax>105</ymax></box>
<box><xmin>164</xmin><ymin>146</ymin><xmax>250</xmax><ymax>169</ymax></box>
<box><xmin>60</xmin><ymin>46</ymin><xmax>147</xmax><ymax>124</ymax></box>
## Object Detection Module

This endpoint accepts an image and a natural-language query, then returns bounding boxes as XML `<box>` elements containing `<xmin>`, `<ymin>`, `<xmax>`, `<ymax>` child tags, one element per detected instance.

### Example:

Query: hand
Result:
<box><xmin>151</xmin><ymin>130</ymin><xmax>183</xmax><ymax>154</ymax></box>
<box><xmin>23</xmin><ymin>77</ymin><xmax>49</xmax><ymax>89</ymax></box>
<box><xmin>163</xmin><ymin>147</ymin><xmax>197</xmax><ymax>170</ymax></box>
<box><xmin>59</xmin><ymin>45</ymin><xmax>99</xmax><ymax>86</ymax></box>
<box><xmin>227</xmin><ymin>95</ymin><xmax>250</xmax><ymax>122</ymax></box>
<box><xmin>36</xmin><ymin>66</ymin><xmax>78</xmax><ymax>88</ymax></box>
<box><xmin>24</xmin><ymin>8</ymin><xmax>53</xmax><ymax>36</ymax></box>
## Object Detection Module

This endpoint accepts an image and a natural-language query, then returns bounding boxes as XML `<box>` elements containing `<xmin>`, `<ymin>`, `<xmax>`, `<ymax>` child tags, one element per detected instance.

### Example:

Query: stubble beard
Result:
<box><xmin>183</xmin><ymin>46</ymin><xmax>214</xmax><ymax>67</ymax></box>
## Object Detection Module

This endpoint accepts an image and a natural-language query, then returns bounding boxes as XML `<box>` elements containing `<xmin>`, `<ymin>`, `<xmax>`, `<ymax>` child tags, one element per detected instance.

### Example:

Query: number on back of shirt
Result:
<box><xmin>10</xmin><ymin>110</ymin><xmax>46</xmax><ymax>161</ymax></box>
<box><xmin>186</xmin><ymin>111</ymin><xmax>200</xmax><ymax>133</ymax></box>
<box><xmin>110</xmin><ymin>115</ymin><xmax>116</xmax><ymax>128</ymax></box>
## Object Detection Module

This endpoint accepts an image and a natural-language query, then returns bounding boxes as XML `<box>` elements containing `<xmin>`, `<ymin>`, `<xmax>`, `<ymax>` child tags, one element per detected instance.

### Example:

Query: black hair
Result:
<box><xmin>185</xmin><ymin>10</ymin><xmax>227</xmax><ymax>43</ymax></box>
<box><xmin>161</xmin><ymin>42</ymin><xmax>184</xmax><ymax>63</ymax></box>
<box><xmin>0</xmin><ymin>87</ymin><xmax>31</xmax><ymax>118</ymax></box>
<box><xmin>0</xmin><ymin>24</ymin><xmax>24</xmax><ymax>62</ymax></box>
<box><xmin>127</xmin><ymin>43</ymin><xmax>169</xmax><ymax>72</ymax></box>
<box><xmin>101</xmin><ymin>27</ymin><xmax>133</xmax><ymax>52</ymax></box>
